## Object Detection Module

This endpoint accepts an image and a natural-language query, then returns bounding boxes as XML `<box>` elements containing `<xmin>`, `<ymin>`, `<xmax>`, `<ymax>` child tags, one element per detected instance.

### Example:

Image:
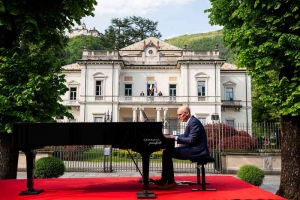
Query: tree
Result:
<box><xmin>252</xmin><ymin>82</ymin><xmax>280</xmax><ymax>123</ymax></box>
<box><xmin>101</xmin><ymin>16</ymin><xmax>162</xmax><ymax>49</ymax></box>
<box><xmin>66</xmin><ymin>35</ymin><xmax>105</xmax><ymax>64</ymax></box>
<box><xmin>0</xmin><ymin>0</ymin><xmax>97</xmax><ymax>179</ymax></box>
<box><xmin>206</xmin><ymin>1</ymin><xmax>300</xmax><ymax>199</ymax></box>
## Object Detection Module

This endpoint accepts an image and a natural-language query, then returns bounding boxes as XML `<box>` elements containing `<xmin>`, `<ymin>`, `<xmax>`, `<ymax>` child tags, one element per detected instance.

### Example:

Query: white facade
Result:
<box><xmin>61</xmin><ymin>37</ymin><xmax>252</xmax><ymax>133</ymax></box>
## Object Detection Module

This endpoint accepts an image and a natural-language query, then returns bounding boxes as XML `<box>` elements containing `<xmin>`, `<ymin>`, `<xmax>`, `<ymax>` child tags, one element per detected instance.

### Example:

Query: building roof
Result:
<box><xmin>120</xmin><ymin>37</ymin><xmax>182</xmax><ymax>51</ymax></box>
<box><xmin>62</xmin><ymin>63</ymin><xmax>81</xmax><ymax>70</ymax></box>
<box><xmin>221</xmin><ymin>63</ymin><xmax>246</xmax><ymax>70</ymax></box>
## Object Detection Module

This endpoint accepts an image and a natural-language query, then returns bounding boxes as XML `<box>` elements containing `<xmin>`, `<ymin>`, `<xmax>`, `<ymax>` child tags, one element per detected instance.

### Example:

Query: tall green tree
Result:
<box><xmin>102</xmin><ymin>16</ymin><xmax>162</xmax><ymax>49</ymax></box>
<box><xmin>0</xmin><ymin>0</ymin><xmax>97</xmax><ymax>179</ymax></box>
<box><xmin>206</xmin><ymin>1</ymin><xmax>300</xmax><ymax>198</ymax></box>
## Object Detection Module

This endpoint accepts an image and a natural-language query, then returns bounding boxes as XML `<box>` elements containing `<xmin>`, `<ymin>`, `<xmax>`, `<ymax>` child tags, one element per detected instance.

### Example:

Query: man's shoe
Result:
<box><xmin>157</xmin><ymin>182</ymin><xmax>177</xmax><ymax>190</ymax></box>
<box><xmin>154</xmin><ymin>179</ymin><xmax>167</xmax><ymax>186</ymax></box>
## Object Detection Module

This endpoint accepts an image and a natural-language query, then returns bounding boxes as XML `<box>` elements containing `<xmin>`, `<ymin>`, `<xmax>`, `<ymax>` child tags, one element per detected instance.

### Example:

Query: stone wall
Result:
<box><xmin>221</xmin><ymin>153</ymin><xmax>281</xmax><ymax>175</ymax></box>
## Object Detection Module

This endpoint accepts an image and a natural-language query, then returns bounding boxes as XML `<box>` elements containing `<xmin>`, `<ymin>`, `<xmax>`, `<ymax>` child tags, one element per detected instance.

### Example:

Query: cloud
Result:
<box><xmin>94</xmin><ymin>0</ymin><xmax>194</xmax><ymax>15</ymax></box>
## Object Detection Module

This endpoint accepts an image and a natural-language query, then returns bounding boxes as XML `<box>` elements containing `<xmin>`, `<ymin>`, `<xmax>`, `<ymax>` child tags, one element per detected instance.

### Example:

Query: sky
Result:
<box><xmin>79</xmin><ymin>0</ymin><xmax>222</xmax><ymax>39</ymax></box>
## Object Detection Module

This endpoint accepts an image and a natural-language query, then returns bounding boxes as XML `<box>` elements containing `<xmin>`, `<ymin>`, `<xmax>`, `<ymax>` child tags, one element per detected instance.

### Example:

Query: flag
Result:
<box><xmin>154</xmin><ymin>81</ymin><xmax>157</xmax><ymax>92</ymax></box>
<box><xmin>141</xmin><ymin>110</ymin><xmax>149</xmax><ymax>122</ymax></box>
<box><xmin>149</xmin><ymin>83</ymin><xmax>152</xmax><ymax>90</ymax></box>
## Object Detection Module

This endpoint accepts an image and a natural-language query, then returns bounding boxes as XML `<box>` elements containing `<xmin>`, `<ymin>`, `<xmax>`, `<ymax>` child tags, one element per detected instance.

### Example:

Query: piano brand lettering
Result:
<box><xmin>144</xmin><ymin>138</ymin><xmax>162</xmax><ymax>146</ymax></box>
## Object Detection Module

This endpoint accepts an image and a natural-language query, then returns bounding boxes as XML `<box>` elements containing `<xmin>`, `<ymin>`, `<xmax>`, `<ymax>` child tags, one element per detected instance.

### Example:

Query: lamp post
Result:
<box><xmin>103</xmin><ymin>110</ymin><xmax>113</xmax><ymax>172</ymax></box>
<box><xmin>104</xmin><ymin>110</ymin><xmax>112</xmax><ymax>122</ymax></box>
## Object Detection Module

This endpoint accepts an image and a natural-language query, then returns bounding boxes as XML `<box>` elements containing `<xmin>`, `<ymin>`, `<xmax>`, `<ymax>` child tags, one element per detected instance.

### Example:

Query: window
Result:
<box><xmin>95</xmin><ymin>80</ymin><xmax>103</xmax><ymax>100</ymax></box>
<box><xmin>94</xmin><ymin>117</ymin><xmax>104</xmax><ymax>122</ymax></box>
<box><xmin>70</xmin><ymin>87</ymin><xmax>77</xmax><ymax>100</ymax></box>
<box><xmin>197</xmin><ymin>81</ymin><xmax>206</xmax><ymax>101</ymax></box>
<box><xmin>226</xmin><ymin>87</ymin><xmax>233</xmax><ymax>100</ymax></box>
<box><xmin>223</xmin><ymin>81</ymin><xmax>236</xmax><ymax>101</ymax></box>
<box><xmin>226</xmin><ymin>119</ymin><xmax>235</xmax><ymax>127</ymax></box>
<box><xmin>147</xmin><ymin>83</ymin><xmax>155</xmax><ymax>96</ymax></box>
<box><xmin>125</xmin><ymin>84</ymin><xmax>132</xmax><ymax>100</ymax></box>
<box><xmin>198</xmin><ymin>117</ymin><xmax>206</xmax><ymax>124</ymax></box>
<box><xmin>169</xmin><ymin>84</ymin><xmax>176</xmax><ymax>101</ymax></box>
<box><xmin>195</xmin><ymin>72</ymin><xmax>208</xmax><ymax>101</ymax></box>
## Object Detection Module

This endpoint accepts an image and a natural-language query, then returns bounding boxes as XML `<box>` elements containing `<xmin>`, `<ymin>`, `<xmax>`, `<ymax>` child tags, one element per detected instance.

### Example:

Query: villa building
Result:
<box><xmin>60</xmin><ymin>37</ymin><xmax>252</xmax><ymax>134</ymax></box>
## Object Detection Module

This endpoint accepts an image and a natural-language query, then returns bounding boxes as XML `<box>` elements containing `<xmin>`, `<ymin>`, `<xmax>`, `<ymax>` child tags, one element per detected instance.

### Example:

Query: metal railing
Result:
<box><xmin>49</xmin><ymin>122</ymin><xmax>280</xmax><ymax>174</ymax></box>
<box><xmin>63</xmin><ymin>95</ymin><xmax>223</xmax><ymax>105</ymax></box>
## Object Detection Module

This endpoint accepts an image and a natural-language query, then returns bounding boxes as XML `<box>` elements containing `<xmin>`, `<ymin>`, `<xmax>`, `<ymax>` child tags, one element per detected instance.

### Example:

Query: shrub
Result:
<box><xmin>237</xmin><ymin>164</ymin><xmax>264</xmax><ymax>186</ymax></box>
<box><xmin>216</xmin><ymin>136</ymin><xmax>257</xmax><ymax>150</ymax></box>
<box><xmin>34</xmin><ymin>157</ymin><xmax>65</xmax><ymax>178</ymax></box>
<box><xmin>151</xmin><ymin>150</ymin><xmax>162</xmax><ymax>159</ymax></box>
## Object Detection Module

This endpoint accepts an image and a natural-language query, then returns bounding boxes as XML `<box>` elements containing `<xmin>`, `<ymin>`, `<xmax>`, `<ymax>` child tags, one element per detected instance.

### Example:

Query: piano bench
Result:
<box><xmin>189</xmin><ymin>156</ymin><xmax>217</xmax><ymax>191</ymax></box>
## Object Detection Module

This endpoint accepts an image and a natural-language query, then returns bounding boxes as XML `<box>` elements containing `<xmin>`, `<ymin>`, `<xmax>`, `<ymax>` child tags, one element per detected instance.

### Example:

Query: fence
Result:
<box><xmin>50</xmin><ymin>122</ymin><xmax>281</xmax><ymax>174</ymax></box>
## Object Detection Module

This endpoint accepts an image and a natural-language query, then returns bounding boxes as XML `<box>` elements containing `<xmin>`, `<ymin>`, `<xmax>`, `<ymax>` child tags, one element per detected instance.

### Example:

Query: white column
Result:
<box><xmin>139</xmin><ymin>108</ymin><xmax>144</xmax><ymax>122</ymax></box>
<box><xmin>156</xmin><ymin>108</ymin><xmax>161</xmax><ymax>122</ymax></box>
<box><xmin>163</xmin><ymin>108</ymin><xmax>169</xmax><ymax>135</ymax></box>
<box><xmin>163</xmin><ymin>108</ymin><xmax>168</xmax><ymax>121</ymax></box>
<box><xmin>132</xmin><ymin>107</ymin><xmax>137</xmax><ymax>122</ymax></box>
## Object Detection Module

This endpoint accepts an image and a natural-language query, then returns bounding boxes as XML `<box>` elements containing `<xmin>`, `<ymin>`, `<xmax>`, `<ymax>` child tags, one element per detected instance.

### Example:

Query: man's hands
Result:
<box><xmin>164</xmin><ymin>135</ymin><xmax>176</xmax><ymax>139</ymax></box>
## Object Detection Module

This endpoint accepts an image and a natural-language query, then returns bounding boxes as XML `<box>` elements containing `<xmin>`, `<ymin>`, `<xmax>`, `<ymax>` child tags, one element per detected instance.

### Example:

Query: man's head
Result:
<box><xmin>177</xmin><ymin>106</ymin><xmax>191</xmax><ymax>122</ymax></box>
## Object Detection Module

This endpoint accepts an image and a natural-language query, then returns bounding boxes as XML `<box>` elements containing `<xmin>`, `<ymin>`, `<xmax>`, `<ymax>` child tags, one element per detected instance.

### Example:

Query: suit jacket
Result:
<box><xmin>176</xmin><ymin>116</ymin><xmax>210</xmax><ymax>158</ymax></box>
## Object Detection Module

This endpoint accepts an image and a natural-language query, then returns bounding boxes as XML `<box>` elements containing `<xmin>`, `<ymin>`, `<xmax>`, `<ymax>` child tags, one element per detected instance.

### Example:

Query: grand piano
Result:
<box><xmin>12</xmin><ymin>122</ymin><xmax>174</xmax><ymax>198</ymax></box>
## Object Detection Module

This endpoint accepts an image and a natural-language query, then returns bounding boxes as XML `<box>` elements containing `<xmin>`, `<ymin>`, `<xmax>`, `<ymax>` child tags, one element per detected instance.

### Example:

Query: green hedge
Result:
<box><xmin>237</xmin><ymin>164</ymin><xmax>264</xmax><ymax>186</ymax></box>
<box><xmin>34</xmin><ymin>157</ymin><xmax>65</xmax><ymax>178</ymax></box>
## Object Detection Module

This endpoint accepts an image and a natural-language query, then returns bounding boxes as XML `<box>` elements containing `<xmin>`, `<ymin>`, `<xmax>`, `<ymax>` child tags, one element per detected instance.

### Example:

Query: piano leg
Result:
<box><xmin>137</xmin><ymin>152</ymin><xmax>156</xmax><ymax>199</ymax></box>
<box><xmin>19</xmin><ymin>150</ymin><xmax>44</xmax><ymax>195</ymax></box>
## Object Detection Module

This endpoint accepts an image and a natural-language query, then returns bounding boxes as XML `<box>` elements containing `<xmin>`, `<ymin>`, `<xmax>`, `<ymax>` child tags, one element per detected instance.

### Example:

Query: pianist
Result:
<box><xmin>155</xmin><ymin>105</ymin><xmax>210</xmax><ymax>189</ymax></box>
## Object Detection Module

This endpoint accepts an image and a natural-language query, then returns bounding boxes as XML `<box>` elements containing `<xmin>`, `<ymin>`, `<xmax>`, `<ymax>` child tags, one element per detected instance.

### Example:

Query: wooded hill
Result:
<box><xmin>165</xmin><ymin>29</ymin><xmax>235</xmax><ymax>63</ymax></box>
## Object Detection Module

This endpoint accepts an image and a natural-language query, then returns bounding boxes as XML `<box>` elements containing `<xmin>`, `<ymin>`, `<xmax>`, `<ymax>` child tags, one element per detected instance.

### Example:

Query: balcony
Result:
<box><xmin>221</xmin><ymin>100</ymin><xmax>242</xmax><ymax>111</ymax></box>
<box><xmin>67</xmin><ymin>96</ymin><xmax>221</xmax><ymax>104</ymax></box>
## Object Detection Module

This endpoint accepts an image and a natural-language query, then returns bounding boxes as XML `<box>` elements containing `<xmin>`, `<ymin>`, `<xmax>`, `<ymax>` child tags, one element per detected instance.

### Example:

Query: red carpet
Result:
<box><xmin>0</xmin><ymin>176</ymin><xmax>285</xmax><ymax>200</ymax></box>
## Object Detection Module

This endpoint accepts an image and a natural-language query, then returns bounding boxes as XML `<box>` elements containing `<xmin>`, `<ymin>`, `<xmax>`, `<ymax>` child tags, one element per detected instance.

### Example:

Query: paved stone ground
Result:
<box><xmin>17</xmin><ymin>172</ymin><xmax>280</xmax><ymax>194</ymax></box>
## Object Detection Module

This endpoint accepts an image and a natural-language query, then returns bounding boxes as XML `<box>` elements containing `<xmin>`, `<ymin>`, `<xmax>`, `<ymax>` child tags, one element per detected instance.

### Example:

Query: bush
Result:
<box><xmin>216</xmin><ymin>136</ymin><xmax>257</xmax><ymax>150</ymax></box>
<box><xmin>237</xmin><ymin>165</ymin><xmax>264</xmax><ymax>186</ymax></box>
<box><xmin>34</xmin><ymin>157</ymin><xmax>65</xmax><ymax>178</ymax></box>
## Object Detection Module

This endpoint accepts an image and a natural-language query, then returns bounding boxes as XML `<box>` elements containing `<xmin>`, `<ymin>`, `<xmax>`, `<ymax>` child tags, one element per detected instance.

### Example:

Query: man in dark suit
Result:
<box><xmin>155</xmin><ymin>105</ymin><xmax>210</xmax><ymax>189</ymax></box>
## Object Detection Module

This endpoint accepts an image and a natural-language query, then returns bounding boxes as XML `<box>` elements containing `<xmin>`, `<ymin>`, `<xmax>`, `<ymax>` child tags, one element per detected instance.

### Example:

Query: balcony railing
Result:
<box><xmin>67</xmin><ymin>95</ymin><xmax>221</xmax><ymax>103</ymax></box>
<box><xmin>221</xmin><ymin>100</ymin><xmax>242</xmax><ymax>111</ymax></box>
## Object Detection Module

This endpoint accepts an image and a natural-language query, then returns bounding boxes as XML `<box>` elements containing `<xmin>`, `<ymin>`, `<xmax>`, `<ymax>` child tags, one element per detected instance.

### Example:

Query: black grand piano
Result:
<box><xmin>12</xmin><ymin>122</ymin><xmax>174</xmax><ymax>198</ymax></box>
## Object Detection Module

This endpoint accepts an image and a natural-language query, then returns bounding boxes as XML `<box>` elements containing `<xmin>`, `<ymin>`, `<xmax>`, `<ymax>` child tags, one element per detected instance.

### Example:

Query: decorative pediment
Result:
<box><xmin>67</xmin><ymin>80</ymin><xmax>80</xmax><ymax>85</ymax></box>
<box><xmin>120</xmin><ymin>37</ymin><xmax>182</xmax><ymax>51</ymax></box>
<box><xmin>223</xmin><ymin>81</ymin><xmax>236</xmax><ymax>86</ymax></box>
<box><xmin>144</xmin><ymin>40</ymin><xmax>157</xmax><ymax>49</ymax></box>
<box><xmin>92</xmin><ymin>72</ymin><xmax>106</xmax><ymax>78</ymax></box>
<box><xmin>195</xmin><ymin>72</ymin><xmax>209</xmax><ymax>78</ymax></box>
